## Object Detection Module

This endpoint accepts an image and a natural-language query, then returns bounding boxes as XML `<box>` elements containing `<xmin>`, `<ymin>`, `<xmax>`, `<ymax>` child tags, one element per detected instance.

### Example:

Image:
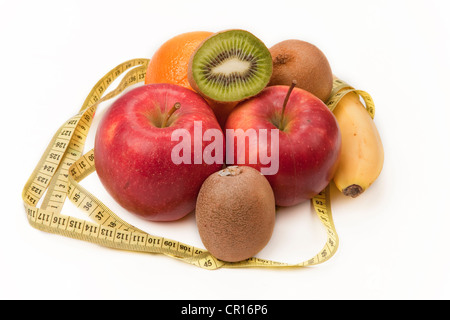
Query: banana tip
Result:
<box><xmin>342</xmin><ymin>184</ymin><xmax>364</xmax><ymax>198</ymax></box>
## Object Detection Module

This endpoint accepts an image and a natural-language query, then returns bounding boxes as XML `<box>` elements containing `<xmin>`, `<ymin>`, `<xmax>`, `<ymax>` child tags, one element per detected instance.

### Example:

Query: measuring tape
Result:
<box><xmin>327</xmin><ymin>78</ymin><xmax>375</xmax><ymax>118</ymax></box>
<box><xmin>22</xmin><ymin>59</ymin><xmax>374</xmax><ymax>270</ymax></box>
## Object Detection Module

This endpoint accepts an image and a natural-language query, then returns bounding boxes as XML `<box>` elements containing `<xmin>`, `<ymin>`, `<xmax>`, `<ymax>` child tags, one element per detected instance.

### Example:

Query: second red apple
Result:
<box><xmin>225</xmin><ymin>85</ymin><xmax>341</xmax><ymax>207</ymax></box>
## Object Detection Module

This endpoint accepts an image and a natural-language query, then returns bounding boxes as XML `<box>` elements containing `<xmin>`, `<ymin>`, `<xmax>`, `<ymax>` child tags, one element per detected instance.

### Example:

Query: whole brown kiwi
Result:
<box><xmin>268</xmin><ymin>39</ymin><xmax>333</xmax><ymax>102</ymax></box>
<box><xmin>195</xmin><ymin>166</ymin><xmax>276</xmax><ymax>262</ymax></box>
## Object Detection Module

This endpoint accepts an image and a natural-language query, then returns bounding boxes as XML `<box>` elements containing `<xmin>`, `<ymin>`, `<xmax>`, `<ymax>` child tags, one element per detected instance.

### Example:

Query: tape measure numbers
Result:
<box><xmin>22</xmin><ymin>59</ymin><xmax>372</xmax><ymax>270</ymax></box>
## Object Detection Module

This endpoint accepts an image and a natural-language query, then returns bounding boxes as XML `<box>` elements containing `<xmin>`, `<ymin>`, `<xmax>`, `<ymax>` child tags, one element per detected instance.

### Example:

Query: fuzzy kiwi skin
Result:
<box><xmin>268</xmin><ymin>39</ymin><xmax>333</xmax><ymax>102</ymax></box>
<box><xmin>195</xmin><ymin>166</ymin><xmax>276</xmax><ymax>262</ymax></box>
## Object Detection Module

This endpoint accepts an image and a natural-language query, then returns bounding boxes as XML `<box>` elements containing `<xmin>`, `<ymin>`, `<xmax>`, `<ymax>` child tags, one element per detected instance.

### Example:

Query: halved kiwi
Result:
<box><xmin>188</xmin><ymin>29</ymin><xmax>273</xmax><ymax>103</ymax></box>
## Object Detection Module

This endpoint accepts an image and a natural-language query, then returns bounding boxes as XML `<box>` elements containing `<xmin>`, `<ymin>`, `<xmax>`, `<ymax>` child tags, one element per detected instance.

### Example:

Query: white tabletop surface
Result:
<box><xmin>2</xmin><ymin>0</ymin><xmax>449</xmax><ymax>300</ymax></box>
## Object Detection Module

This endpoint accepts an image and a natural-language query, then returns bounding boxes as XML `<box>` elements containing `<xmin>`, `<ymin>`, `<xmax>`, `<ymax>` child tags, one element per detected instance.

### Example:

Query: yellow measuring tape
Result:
<box><xmin>327</xmin><ymin>78</ymin><xmax>375</xmax><ymax>118</ymax></box>
<box><xmin>22</xmin><ymin>59</ymin><xmax>374</xmax><ymax>270</ymax></box>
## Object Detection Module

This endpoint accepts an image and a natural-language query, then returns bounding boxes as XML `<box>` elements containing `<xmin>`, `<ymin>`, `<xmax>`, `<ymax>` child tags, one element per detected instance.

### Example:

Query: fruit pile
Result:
<box><xmin>94</xmin><ymin>29</ymin><xmax>384</xmax><ymax>263</ymax></box>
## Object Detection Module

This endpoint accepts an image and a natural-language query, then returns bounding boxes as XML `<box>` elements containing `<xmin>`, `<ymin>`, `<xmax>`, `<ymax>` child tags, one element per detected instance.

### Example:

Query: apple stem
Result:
<box><xmin>162</xmin><ymin>102</ymin><xmax>181</xmax><ymax>128</ymax></box>
<box><xmin>279</xmin><ymin>80</ymin><xmax>297</xmax><ymax>131</ymax></box>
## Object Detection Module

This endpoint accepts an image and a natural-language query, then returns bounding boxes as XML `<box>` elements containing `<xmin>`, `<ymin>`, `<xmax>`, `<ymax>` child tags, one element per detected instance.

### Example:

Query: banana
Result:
<box><xmin>331</xmin><ymin>84</ymin><xmax>384</xmax><ymax>198</ymax></box>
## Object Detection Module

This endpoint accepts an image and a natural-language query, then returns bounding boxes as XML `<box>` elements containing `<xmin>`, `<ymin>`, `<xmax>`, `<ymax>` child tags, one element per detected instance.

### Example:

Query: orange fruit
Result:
<box><xmin>145</xmin><ymin>31</ymin><xmax>213</xmax><ymax>90</ymax></box>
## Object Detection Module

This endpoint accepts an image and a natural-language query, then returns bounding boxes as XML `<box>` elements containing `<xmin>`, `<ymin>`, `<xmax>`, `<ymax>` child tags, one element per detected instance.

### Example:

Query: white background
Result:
<box><xmin>1</xmin><ymin>0</ymin><xmax>450</xmax><ymax>300</ymax></box>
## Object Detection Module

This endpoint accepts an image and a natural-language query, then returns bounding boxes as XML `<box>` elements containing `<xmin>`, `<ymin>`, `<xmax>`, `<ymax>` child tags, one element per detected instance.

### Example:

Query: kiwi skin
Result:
<box><xmin>268</xmin><ymin>39</ymin><xmax>333</xmax><ymax>102</ymax></box>
<box><xmin>195</xmin><ymin>166</ymin><xmax>276</xmax><ymax>262</ymax></box>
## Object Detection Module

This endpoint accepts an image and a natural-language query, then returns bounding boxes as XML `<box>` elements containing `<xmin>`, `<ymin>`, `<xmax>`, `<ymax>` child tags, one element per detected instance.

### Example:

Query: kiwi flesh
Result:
<box><xmin>268</xmin><ymin>39</ymin><xmax>333</xmax><ymax>102</ymax></box>
<box><xmin>188</xmin><ymin>29</ymin><xmax>273</xmax><ymax>103</ymax></box>
<box><xmin>195</xmin><ymin>166</ymin><xmax>276</xmax><ymax>262</ymax></box>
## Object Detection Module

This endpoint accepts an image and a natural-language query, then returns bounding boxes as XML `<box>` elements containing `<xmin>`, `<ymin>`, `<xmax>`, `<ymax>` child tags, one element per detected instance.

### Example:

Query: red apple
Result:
<box><xmin>94</xmin><ymin>83</ymin><xmax>224</xmax><ymax>221</ymax></box>
<box><xmin>225</xmin><ymin>84</ymin><xmax>341</xmax><ymax>206</ymax></box>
